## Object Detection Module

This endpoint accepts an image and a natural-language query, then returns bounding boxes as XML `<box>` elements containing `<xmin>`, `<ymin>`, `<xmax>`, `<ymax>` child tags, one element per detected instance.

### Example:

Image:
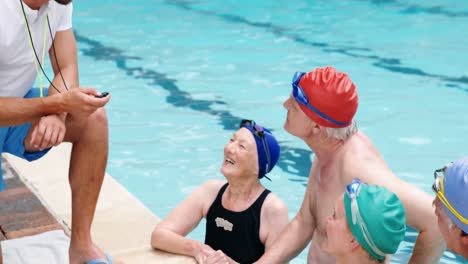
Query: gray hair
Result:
<box><xmin>323</xmin><ymin>120</ymin><xmax>358</xmax><ymax>141</ymax></box>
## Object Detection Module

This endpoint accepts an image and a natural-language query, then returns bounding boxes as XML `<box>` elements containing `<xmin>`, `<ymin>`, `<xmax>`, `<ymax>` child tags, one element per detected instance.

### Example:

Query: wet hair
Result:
<box><xmin>54</xmin><ymin>0</ymin><xmax>72</xmax><ymax>4</ymax></box>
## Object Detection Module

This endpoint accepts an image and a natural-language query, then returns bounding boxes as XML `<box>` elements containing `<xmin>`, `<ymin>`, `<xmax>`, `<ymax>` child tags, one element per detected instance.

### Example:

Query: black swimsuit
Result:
<box><xmin>205</xmin><ymin>183</ymin><xmax>271</xmax><ymax>264</ymax></box>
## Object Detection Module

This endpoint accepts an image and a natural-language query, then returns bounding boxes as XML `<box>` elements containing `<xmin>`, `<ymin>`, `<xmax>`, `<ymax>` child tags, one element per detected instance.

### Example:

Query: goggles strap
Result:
<box><xmin>434</xmin><ymin>170</ymin><xmax>468</xmax><ymax>224</ymax></box>
<box><xmin>437</xmin><ymin>193</ymin><xmax>468</xmax><ymax>224</ymax></box>
<box><xmin>351</xmin><ymin>198</ymin><xmax>386</xmax><ymax>258</ymax></box>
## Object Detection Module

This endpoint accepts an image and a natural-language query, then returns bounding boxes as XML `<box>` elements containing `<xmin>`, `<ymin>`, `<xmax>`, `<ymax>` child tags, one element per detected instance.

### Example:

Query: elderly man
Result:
<box><xmin>0</xmin><ymin>1</ymin><xmax>120</xmax><ymax>263</ymax></box>
<box><xmin>432</xmin><ymin>157</ymin><xmax>468</xmax><ymax>260</ymax></box>
<box><xmin>255</xmin><ymin>66</ymin><xmax>444</xmax><ymax>263</ymax></box>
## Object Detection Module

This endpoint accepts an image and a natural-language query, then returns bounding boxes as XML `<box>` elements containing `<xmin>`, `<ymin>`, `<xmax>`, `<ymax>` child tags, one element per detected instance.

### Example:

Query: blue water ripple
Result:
<box><xmin>75</xmin><ymin>31</ymin><xmax>313</xmax><ymax>180</ymax></box>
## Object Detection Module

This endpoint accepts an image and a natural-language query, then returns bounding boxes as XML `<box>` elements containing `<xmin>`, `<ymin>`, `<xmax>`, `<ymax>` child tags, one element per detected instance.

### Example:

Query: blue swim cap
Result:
<box><xmin>239</xmin><ymin>120</ymin><xmax>280</xmax><ymax>179</ymax></box>
<box><xmin>442</xmin><ymin>157</ymin><xmax>468</xmax><ymax>234</ymax></box>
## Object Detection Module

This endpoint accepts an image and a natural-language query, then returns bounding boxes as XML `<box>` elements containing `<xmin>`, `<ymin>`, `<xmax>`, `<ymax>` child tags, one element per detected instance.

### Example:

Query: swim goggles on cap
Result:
<box><xmin>291</xmin><ymin>72</ymin><xmax>351</xmax><ymax>127</ymax></box>
<box><xmin>433</xmin><ymin>163</ymin><xmax>468</xmax><ymax>224</ymax></box>
<box><xmin>346</xmin><ymin>179</ymin><xmax>386</xmax><ymax>259</ymax></box>
<box><xmin>239</xmin><ymin>119</ymin><xmax>271</xmax><ymax>174</ymax></box>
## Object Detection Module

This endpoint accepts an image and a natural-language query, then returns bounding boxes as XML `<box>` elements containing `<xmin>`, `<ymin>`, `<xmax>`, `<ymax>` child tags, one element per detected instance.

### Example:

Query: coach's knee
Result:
<box><xmin>88</xmin><ymin>107</ymin><xmax>108</xmax><ymax>126</ymax></box>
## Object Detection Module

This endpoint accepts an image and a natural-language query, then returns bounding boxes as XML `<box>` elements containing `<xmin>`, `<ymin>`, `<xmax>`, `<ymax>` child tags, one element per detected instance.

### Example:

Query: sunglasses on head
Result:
<box><xmin>433</xmin><ymin>163</ymin><xmax>468</xmax><ymax>225</ymax></box>
<box><xmin>291</xmin><ymin>72</ymin><xmax>351</xmax><ymax>127</ymax></box>
<box><xmin>239</xmin><ymin>119</ymin><xmax>271</xmax><ymax>174</ymax></box>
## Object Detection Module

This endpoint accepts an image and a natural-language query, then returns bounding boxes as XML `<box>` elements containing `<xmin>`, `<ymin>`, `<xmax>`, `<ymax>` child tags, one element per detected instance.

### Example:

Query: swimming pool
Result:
<box><xmin>68</xmin><ymin>0</ymin><xmax>468</xmax><ymax>263</ymax></box>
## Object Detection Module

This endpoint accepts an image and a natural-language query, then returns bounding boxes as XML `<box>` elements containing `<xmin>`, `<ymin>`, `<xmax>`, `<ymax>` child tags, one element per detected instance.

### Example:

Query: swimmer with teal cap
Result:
<box><xmin>322</xmin><ymin>178</ymin><xmax>406</xmax><ymax>264</ymax></box>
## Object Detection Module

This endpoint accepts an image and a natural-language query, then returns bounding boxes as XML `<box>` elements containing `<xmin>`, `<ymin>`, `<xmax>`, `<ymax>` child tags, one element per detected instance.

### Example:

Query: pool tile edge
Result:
<box><xmin>3</xmin><ymin>144</ymin><xmax>196</xmax><ymax>264</ymax></box>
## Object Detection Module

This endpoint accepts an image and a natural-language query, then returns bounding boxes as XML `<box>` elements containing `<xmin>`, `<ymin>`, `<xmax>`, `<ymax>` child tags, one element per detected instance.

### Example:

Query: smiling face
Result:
<box><xmin>322</xmin><ymin>194</ymin><xmax>355</xmax><ymax>257</ymax></box>
<box><xmin>220</xmin><ymin>127</ymin><xmax>259</xmax><ymax>179</ymax></box>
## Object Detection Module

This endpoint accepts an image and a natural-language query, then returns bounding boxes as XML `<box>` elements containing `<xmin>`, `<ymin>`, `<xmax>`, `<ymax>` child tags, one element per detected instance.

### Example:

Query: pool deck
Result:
<box><xmin>0</xmin><ymin>159</ymin><xmax>63</xmax><ymax>240</ymax></box>
<box><xmin>1</xmin><ymin>144</ymin><xmax>196</xmax><ymax>263</ymax></box>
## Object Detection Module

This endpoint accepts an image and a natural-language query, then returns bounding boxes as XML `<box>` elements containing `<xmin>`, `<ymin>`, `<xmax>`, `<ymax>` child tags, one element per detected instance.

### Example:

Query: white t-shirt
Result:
<box><xmin>0</xmin><ymin>1</ymin><xmax>72</xmax><ymax>97</ymax></box>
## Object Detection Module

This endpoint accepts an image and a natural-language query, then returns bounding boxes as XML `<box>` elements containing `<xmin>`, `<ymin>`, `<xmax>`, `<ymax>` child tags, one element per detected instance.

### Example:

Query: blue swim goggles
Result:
<box><xmin>291</xmin><ymin>72</ymin><xmax>351</xmax><ymax>127</ymax></box>
<box><xmin>345</xmin><ymin>179</ymin><xmax>386</xmax><ymax>259</ymax></box>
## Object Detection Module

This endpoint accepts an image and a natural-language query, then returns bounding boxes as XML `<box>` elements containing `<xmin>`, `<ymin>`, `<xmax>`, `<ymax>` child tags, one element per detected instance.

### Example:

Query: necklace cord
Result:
<box><xmin>20</xmin><ymin>0</ymin><xmax>70</xmax><ymax>94</ymax></box>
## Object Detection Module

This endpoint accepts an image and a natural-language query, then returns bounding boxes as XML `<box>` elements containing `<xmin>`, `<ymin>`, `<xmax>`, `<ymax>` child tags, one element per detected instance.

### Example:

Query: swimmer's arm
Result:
<box><xmin>262</xmin><ymin>195</ymin><xmax>289</xmax><ymax>251</ymax></box>
<box><xmin>151</xmin><ymin>180</ymin><xmax>222</xmax><ymax>259</ymax></box>
<box><xmin>391</xmin><ymin>179</ymin><xmax>445</xmax><ymax>263</ymax></box>
<box><xmin>360</xmin><ymin>164</ymin><xmax>445</xmax><ymax>264</ymax></box>
<box><xmin>255</xmin><ymin>161</ymin><xmax>318</xmax><ymax>264</ymax></box>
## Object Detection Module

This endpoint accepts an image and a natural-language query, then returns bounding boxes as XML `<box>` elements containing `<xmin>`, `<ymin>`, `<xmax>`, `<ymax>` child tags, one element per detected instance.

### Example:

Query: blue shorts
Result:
<box><xmin>0</xmin><ymin>88</ymin><xmax>51</xmax><ymax>191</ymax></box>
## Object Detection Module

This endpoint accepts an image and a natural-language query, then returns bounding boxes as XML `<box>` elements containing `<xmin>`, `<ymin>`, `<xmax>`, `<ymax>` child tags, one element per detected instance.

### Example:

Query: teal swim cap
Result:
<box><xmin>344</xmin><ymin>180</ymin><xmax>406</xmax><ymax>260</ymax></box>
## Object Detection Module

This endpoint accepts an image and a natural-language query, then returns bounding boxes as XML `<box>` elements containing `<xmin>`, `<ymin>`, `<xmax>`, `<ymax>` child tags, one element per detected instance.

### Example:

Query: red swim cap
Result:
<box><xmin>297</xmin><ymin>66</ymin><xmax>358</xmax><ymax>128</ymax></box>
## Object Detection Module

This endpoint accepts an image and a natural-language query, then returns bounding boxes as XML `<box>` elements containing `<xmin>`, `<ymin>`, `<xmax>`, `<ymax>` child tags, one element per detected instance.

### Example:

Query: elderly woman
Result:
<box><xmin>322</xmin><ymin>178</ymin><xmax>406</xmax><ymax>264</ymax></box>
<box><xmin>151</xmin><ymin>119</ymin><xmax>288</xmax><ymax>264</ymax></box>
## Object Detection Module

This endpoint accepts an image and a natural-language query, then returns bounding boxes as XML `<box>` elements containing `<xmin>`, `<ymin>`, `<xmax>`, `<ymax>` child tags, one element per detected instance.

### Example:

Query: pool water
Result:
<box><xmin>59</xmin><ymin>0</ymin><xmax>468</xmax><ymax>263</ymax></box>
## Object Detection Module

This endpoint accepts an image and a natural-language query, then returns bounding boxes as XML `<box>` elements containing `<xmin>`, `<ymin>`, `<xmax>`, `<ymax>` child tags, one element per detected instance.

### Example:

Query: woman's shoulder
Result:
<box><xmin>259</xmin><ymin>192</ymin><xmax>289</xmax><ymax>239</ymax></box>
<box><xmin>197</xmin><ymin>179</ymin><xmax>227</xmax><ymax>198</ymax></box>
<box><xmin>262</xmin><ymin>192</ymin><xmax>288</xmax><ymax>217</ymax></box>
<box><xmin>197</xmin><ymin>179</ymin><xmax>227</xmax><ymax>217</ymax></box>
<box><xmin>201</xmin><ymin>179</ymin><xmax>227</xmax><ymax>190</ymax></box>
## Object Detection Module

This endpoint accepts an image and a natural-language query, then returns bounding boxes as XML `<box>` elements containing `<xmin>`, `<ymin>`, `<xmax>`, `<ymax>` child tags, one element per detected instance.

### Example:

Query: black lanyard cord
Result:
<box><xmin>19</xmin><ymin>0</ymin><xmax>70</xmax><ymax>94</ymax></box>
<box><xmin>46</xmin><ymin>15</ymin><xmax>69</xmax><ymax>92</ymax></box>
